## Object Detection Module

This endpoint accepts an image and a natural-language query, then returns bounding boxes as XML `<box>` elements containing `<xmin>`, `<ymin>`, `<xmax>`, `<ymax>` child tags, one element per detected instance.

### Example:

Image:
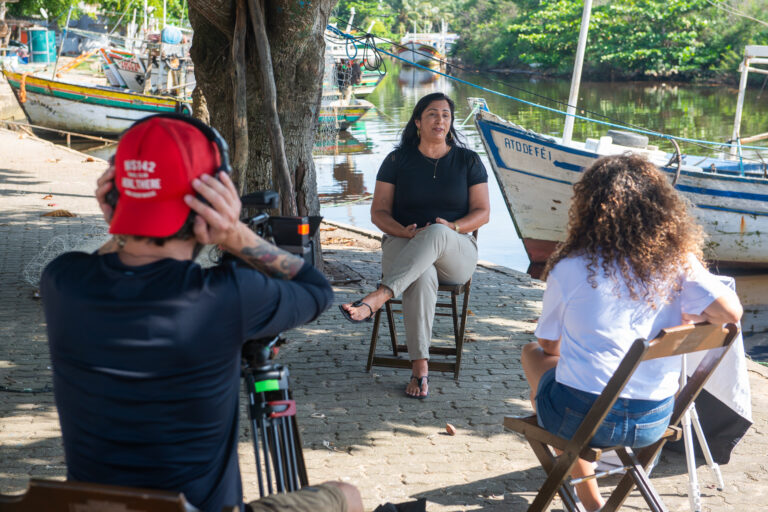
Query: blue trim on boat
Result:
<box><xmin>696</xmin><ymin>204</ymin><xmax>768</xmax><ymax>217</ymax></box>
<box><xmin>675</xmin><ymin>184</ymin><xmax>768</xmax><ymax>203</ymax></box>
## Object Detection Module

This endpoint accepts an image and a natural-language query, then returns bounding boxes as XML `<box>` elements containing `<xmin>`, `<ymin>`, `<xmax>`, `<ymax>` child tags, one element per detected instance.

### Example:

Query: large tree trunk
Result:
<box><xmin>187</xmin><ymin>0</ymin><xmax>333</xmax><ymax>219</ymax></box>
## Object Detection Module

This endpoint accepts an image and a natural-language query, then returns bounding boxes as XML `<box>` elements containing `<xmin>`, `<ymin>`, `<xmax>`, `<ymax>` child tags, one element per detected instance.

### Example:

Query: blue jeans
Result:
<box><xmin>535</xmin><ymin>367</ymin><xmax>674</xmax><ymax>448</ymax></box>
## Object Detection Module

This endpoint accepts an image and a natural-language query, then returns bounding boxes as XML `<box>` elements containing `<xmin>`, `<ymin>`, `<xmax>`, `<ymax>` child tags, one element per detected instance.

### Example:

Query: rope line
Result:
<box><xmin>327</xmin><ymin>22</ymin><xmax>768</xmax><ymax>155</ymax></box>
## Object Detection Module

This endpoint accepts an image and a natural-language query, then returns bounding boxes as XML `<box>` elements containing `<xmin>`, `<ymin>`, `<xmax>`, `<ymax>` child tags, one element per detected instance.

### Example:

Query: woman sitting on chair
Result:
<box><xmin>340</xmin><ymin>92</ymin><xmax>490</xmax><ymax>399</ymax></box>
<box><xmin>521</xmin><ymin>153</ymin><xmax>742</xmax><ymax>511</ymax></box>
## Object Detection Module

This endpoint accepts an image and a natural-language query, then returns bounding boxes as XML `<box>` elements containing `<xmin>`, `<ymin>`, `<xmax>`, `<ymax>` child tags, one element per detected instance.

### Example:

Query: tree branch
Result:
<box><xmin>246</xmin><ymin>0</ymin><xmax>297</xmax><ymax>216</ymax></box>
<box><xmin>231</xmin><ymin>0</ymin><xmax>248</xmax><ymax>191</ymax></box>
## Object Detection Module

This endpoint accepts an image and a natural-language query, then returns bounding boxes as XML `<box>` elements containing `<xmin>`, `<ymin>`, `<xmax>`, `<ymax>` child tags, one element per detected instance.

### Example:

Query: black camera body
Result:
<box><xmin>241</xmin><ymin>190</ymin><xmax>322</xmax><ymax>267</ymax></box>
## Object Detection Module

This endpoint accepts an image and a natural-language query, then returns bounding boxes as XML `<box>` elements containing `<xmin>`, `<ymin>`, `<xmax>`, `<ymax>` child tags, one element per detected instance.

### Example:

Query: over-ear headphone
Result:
<box><xmin>122</xmin><ymin>113</ymin><xmax>233</xmax><ymax>175</ymax></box>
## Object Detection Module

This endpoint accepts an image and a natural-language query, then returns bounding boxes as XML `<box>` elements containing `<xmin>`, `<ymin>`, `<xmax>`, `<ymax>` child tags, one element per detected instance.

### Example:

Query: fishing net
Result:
<box><xmin>22</xmin><ymin>223</ymin><xmax>110</xmax><ymax>287</ymax></box>
<box><xmin>315</xmin><ymin>50</ymin><xmax>355</xmax><ymax>156</ymax></box>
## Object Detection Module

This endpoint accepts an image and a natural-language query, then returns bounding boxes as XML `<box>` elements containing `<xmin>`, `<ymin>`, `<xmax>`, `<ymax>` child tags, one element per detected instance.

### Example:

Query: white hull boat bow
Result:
<box><xmin>474</xmin><ymin>106</ymin><xmax>768</xmax><ymax>277</ymax></box>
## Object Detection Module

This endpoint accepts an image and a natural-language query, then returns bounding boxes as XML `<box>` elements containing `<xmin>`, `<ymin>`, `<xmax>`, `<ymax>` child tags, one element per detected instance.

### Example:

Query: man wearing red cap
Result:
<box><xmin>40</xmin><ymin>116</ymin><xmax>361</xmax><ymax>512</ymax></box>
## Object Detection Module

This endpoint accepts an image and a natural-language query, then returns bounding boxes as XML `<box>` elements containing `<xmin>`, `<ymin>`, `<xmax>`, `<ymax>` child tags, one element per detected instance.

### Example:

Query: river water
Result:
<box><xmin>315</xmin><ymin>61</ymin><xmax>768</xmax><ymax>359</ymax></box>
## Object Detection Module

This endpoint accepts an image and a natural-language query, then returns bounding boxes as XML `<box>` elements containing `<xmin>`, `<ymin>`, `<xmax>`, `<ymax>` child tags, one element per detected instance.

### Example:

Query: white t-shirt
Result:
<box><xmin>534</xmin><ymin>253</ymin><xmax>732</xmax><ymax>400</ymax></box>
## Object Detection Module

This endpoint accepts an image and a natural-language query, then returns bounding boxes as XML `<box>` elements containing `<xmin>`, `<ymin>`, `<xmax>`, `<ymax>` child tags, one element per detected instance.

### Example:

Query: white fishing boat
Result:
<box><xmin>397</xmin><ymin>20</ymin><xmax>458</xmax><ymax>68</ymax></box>
<box><xmin>474</xmin><ymin>39</ymin><xmax>768</xmax><ymax>277</ymax></box>
<box><xmin>2</xmin><ymin>68</ymin><xmax>191</xmax><ymax>136</ymax></box>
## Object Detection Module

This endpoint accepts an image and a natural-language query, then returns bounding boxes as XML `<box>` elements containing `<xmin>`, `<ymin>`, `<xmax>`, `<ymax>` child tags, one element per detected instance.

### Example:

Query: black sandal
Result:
<box><xmin>339</xmin><ymin>300</ymin><xmax>374</xmax><ymax>323</ymax></box>
<box><xmin>405</xmin><ymin>375</ymin><xmax>428</xmax><ymax>399</ymax></box>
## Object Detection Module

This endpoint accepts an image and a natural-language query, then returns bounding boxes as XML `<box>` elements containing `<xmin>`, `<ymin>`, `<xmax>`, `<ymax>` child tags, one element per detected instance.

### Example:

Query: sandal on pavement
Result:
<box><xmin>339</xmin><ymin>300</ymin><xmax>374</xmax><ymax>323</ymax></box>
<box><xmin>405</xmin><ymin>375</ymin><xmax>428</xmax><ymax>399</ymax></box>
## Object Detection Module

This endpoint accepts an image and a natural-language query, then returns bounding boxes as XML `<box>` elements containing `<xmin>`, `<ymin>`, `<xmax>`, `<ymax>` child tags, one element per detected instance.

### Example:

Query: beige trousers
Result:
<box><xmin>380</xmin><ymin>224</ymin><xmax>478</xmax><ymax>361</ymax></box>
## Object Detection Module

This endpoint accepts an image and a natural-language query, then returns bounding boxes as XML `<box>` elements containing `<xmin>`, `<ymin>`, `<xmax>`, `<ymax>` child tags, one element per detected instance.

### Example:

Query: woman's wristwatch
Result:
<box><xmin>454</xmin><ymin>222</ymin><xmax>461</xmax><ymax>233</ymax></box>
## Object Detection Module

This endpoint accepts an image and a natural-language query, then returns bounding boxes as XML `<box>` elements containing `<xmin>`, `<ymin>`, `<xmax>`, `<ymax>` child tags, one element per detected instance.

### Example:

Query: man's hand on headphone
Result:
<box><xmin>184</xmin><ymin>171</ymin><xmax>243</xmax><ymax>247</ymax></box>
<box><xmin>95</xmin><ymin>164</ymin><xmax>116</xmax><ymax>223</ymax></box>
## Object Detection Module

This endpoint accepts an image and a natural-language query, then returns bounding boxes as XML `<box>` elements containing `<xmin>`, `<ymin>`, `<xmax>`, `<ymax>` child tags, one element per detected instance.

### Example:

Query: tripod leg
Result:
<box><xmin>690</xmin><ymin>405</ymin><xmax>724</xmax><ymax>490</ymax></box>
<box><xmin>270</xmin><ymin>422</ymin><xmax>287</xmax><ymax>492</ymax></box>
<box><xmin>281</xmin><ymin>416</ymin><xmax>300</xmax><ymax>491</ymax></box>
<box><xmin>682</xmin><ymin>406</ymin><xmax>702</xmax><ymax>512</ymax></box>
<box><xmin>261</xmin><ymin>420</ymin><xmax>274</xmax><ymax>494</ymax></box>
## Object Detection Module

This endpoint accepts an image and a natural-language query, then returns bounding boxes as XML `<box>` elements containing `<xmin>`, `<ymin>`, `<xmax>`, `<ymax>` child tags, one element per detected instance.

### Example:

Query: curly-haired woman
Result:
<box><xmin>521</xmin><ymin>153</ymin><xmax>742</xmax><ymax>511</ymax></box>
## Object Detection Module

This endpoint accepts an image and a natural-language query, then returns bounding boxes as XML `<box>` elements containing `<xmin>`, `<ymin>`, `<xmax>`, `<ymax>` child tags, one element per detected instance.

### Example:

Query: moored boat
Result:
<box><xmin>474</xmin><ymin>101</ymin><xmax>768</xmax><ymax>277</ymax></box>
<box><xmin>319</xmin><ymin>98</ymin><xmax>374</xmax><ymax>131</ymax></box>
<box><xmin>2</xmin><ymin>68</ymin><xmax>191</xmax><ymax>136</ymax></box>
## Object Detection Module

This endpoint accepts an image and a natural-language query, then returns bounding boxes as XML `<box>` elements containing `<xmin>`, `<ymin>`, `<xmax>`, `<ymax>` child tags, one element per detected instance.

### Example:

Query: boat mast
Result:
<box><xmin>562</xmin><ymin>0</ymin><xmax>593</xmax><ymax>145</ymax></box>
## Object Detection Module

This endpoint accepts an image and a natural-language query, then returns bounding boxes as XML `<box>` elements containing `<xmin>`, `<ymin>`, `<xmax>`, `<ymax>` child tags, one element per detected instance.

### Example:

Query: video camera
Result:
<box><xmin>240</xmin><ymin>190</ymin><xmax>323</xmax><ymax>267</ymax></box>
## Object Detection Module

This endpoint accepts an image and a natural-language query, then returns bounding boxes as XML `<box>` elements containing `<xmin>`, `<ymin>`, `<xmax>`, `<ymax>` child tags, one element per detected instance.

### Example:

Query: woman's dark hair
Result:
<box><xmin>397</xmin><ymin>92</ymin><xmax>465</xmax><ymax>149</ymax></box>
<box><xmin>544</xmin><ymin>153</ymin><xmax>705</xmax><ymax>304</ymax></box>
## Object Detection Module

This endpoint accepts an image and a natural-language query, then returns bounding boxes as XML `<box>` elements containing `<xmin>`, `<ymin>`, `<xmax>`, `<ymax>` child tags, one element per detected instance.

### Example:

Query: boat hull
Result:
<box><xmin>475</xmin><ymin>111</ymin><xmax>768</xmax><ymax>277</ymax></box>
<box><xmin>319</xmin><ymin>99</ymin><xmax>374</xmax><ymax>131</ymax></box>
<box><xmin>396</xmin><ymin>43</ymin><xmax>442</xmax><ymax>67</ymax></box>
<box><xmin>2</xmin><ymin>70</ymin><xmax>190</xmax><ymax>136</ymax></box>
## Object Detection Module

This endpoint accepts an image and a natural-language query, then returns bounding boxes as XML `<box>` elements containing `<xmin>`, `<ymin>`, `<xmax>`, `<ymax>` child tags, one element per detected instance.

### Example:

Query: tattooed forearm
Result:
<box><xmin>240</xmin><ymin>242</ymin><xmax>305</xmax><ymax>279</ymax></box>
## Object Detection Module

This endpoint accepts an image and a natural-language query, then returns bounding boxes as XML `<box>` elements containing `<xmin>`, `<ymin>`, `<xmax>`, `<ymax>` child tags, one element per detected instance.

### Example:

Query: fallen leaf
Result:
<box><xmin>42</xmin><ymin>194</ymin><xmax>53</xmax><ymax>200</ymax></box>
<box><xmin>84</xmin><ymin>156</ymin><xmax>95</xmax><ymax>162</ymax></box>
<box><xmin>47</xmin><ymin>203</ymin><xmax>56</xmax><ymax>206</ymax></box>
<box><xmin>42</xmin><ymin>209</ymin><xmax>76</xmax><ymax>217</ymax></box>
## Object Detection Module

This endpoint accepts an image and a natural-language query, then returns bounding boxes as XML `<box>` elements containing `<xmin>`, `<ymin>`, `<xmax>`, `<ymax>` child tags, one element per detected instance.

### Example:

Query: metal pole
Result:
<box><xmin>731</xmin><ymin>55</ymin><xmax>750</xmax><ymax>157</ymax></box>
<box><xmin>562</xmin><ymin>0</ymin><xmax>592</xmax><ymax>146</ymax></box>
<box><xmin>51</xmin><ymin>6</ymin><xmax>73</xmax><ymax>79</ymax></box>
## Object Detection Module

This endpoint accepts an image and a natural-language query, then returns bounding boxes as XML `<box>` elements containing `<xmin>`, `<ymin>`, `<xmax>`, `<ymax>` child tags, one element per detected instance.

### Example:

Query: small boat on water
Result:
<box><xmin>319</xmin><ymin>98</ymin><xmax>374</xmax><ymax>131</ymax></box>
<box><xmin>397</xmin><ymin>21</ymin><xmax>458</xmax><ymax>68</ymax></box>
<box><xmin>474</xmin><ymin>46</ymin><xmax>768</xmax><ymax>277</ymax></box>
<box><xmin>2</xmin><ymin>68</ymin><xmax>191</xmax><ymax>136</ymax></box>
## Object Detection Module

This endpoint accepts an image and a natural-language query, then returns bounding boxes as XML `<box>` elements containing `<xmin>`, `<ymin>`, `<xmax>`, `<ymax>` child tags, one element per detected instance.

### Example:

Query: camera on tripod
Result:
<box><xmin>241</xmin><ymin>190</ymin><xmax>323</xmax><ymax>267</ymax></box>
<box><xmin>238</xmin><ymin>190</ymin><xmax>323</xmax><ymax>497</ymax></box>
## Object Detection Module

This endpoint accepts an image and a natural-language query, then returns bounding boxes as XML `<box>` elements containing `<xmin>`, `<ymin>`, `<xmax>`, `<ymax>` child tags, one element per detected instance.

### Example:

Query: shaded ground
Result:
<box><xmin>1</xmin><ymin>128</ymin><xmax>767</xmax><ymax>511</ymax></box>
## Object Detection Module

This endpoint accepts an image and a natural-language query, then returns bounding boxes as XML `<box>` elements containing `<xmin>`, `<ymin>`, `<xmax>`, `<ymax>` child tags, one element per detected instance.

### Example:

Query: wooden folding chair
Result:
<box><xmin>365</xmin><ymin>231</ymin><xmax>478</xmax><ymax>380</ymax></box>
<box><xmin>503</xmin><ymin>322</ymin><xmax>740</xmax><ymax>512</ymax></box>
<box><xmin>0</xmin><ymin>478</ymin><xmax>239</xmax><ymax>512</ymax></box>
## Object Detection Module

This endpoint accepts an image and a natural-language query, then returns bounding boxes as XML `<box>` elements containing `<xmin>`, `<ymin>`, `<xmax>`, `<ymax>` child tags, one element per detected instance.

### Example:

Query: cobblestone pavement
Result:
<box><xmin>1</xmin><ymin>128</ymin><xmax>767</xmax><ymax>511</ymax></box>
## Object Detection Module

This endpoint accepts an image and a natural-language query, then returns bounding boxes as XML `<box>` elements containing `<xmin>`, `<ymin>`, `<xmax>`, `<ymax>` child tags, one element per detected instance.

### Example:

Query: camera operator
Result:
<box><xmin>40</xmin><ymin>115</ymin><xmax>362</xmax><ymax>512</ymax></box>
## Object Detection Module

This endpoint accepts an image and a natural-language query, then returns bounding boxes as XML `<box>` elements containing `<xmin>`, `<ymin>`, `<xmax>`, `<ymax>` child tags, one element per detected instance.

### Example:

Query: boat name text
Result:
<box><xmin>504</xmin><ymin>138</ymin><xmax>552</xmax><ymax>160</ymax></box>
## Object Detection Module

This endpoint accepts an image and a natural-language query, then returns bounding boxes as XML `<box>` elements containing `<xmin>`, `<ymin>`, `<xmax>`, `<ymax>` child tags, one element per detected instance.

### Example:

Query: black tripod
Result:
<box><xmin>241</xmin><ymin>336</ymin><xmax>308</xmax><ymax>497</ymax></box>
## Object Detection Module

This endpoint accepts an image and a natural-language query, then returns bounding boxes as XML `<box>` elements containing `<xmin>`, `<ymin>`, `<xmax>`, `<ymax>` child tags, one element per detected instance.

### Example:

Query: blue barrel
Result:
<box><xmin>47</xmin><ymin>30</ymin><xmax>57</xmax><ymax>62</ymax></box>
<box><xmin>161</xmin><ymin>26</ymin><xmax>182</xmax><ymax>44</ymax></box>
<box><xmin>28</xmin><ymin>28</ymin><xmax>50</xmax><ymax>63</ymax></box>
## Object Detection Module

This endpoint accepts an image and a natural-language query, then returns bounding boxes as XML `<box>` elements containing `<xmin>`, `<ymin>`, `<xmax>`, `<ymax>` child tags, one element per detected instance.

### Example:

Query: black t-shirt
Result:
<box><xmin>376</xmin><ymin>145</ymin><xmax>488</xmax><ymax>228</ymax></box>
<box><xmin>41</xmin><ymin>252</ymin><xmax>333</xmax><ymax>512</ymax></box>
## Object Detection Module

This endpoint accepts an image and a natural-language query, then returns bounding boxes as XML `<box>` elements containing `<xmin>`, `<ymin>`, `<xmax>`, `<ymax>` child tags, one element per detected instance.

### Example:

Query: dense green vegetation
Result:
<box><xmin>7</xmin><ymin>1</ymin><xmax>187</xmax><ymax>29</ymax></box>
<box><xmin>333</xmin><ymin>0</ymin><xmax>768</xmax><ymax>80</ymax></box>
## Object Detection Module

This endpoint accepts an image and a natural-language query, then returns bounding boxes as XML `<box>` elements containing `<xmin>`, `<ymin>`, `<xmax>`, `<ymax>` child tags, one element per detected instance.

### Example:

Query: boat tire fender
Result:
<box><xmin>606</xmin><ymin>130</ymin><xmax>648</xmax><ymax>149</ymax></box>
<box><xmin>177</xmin><ymin>102</ymin><xmax>193</xmax><ymax>116</ymax></box>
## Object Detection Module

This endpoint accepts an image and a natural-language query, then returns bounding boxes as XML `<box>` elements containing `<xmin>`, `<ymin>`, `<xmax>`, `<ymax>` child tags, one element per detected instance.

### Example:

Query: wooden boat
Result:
<box><xmin>319</xmin><ymin>98</ymin><xmax>374</xmax><ymax>131</ymax></box>
<box><xmin>2</xmin><ymin>69</ymin><xmax>191</xmax><ymax>136</ymax></box>
<box><xmin>397</xmin><ymin>23</ymin><xmax>458</xmax><ymax>68</ymax></box>
<box><xmin>99</xmin><ymin>47</ymin><xmax>195</xmax><ymax>98</ymax></box>
<box><xmin>474</xmin><ymin>104</ymin><xmax>768</xmax><ymax>277</ymax></box>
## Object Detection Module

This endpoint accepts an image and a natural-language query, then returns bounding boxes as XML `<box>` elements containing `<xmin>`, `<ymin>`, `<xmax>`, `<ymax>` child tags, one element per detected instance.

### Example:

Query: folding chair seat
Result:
<box><xmin>503</xmin><ymin>322</ymin><xmax>740</xmax><ymax>512</ymax></box>
<box><xmin>0</xmin><ymin>478</ymin><xmax>238</xmax><ymax>512</ymax></box>
<box><xmin>365</xmin><ymin>230</ymin><xmax>478</xmax><ymax>380</ymax></box>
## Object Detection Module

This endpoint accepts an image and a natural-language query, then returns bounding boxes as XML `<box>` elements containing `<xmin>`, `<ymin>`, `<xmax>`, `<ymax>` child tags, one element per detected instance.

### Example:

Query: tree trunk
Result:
<box><xmin>188</xmin><ymin>0</ymin><xmax>333</xmax><ymax>260</ymax></box>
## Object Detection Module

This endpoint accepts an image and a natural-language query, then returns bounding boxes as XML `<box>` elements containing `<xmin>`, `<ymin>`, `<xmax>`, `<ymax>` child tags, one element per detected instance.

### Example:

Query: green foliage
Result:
<box><xmin>8</xmin><ymin>0</ymin><xmax>187</xmax><ymax>28</ymax></box>
<box><xmin>335</xmin><ymin>0</ymin><xmax>768</xmax><ymax>80</ymax></box>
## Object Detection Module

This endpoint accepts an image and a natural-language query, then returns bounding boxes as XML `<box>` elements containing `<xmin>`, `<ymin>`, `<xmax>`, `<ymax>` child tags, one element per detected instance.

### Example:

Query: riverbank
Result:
<box><xmin>1</xmin><ymin>129</ymin><xmax>768</xmax><ymax>510</ymax></box>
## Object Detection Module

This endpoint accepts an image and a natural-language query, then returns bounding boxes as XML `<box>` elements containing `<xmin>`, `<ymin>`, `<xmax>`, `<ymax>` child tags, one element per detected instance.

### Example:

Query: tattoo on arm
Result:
<box><xmin>240</xmin><ymin>243</ymin><xmax>305</xmax><ymax>279</ymax></box>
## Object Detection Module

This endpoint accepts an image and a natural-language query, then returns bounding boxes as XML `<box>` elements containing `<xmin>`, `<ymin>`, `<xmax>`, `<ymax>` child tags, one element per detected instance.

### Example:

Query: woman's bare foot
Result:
<box><xmin>340</xmin><ymin>286</ymin><xmax>393</xmax><ymax>322</ymax></box>
<box><xmin>405</xmin><ymin>359</ymin><xmax>429</xmax><ymax>398</ymax></box>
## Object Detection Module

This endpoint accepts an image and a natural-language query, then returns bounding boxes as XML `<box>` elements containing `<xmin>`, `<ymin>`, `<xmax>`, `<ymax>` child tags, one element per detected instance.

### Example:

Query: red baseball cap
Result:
<box><xmin>109</xmin><ymin>116</ymin><xmax>221</xmax><ymax>237</ymax></box>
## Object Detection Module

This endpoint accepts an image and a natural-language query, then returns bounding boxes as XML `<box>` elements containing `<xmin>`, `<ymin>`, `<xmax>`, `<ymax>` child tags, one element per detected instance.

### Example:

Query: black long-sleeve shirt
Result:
<box><xmin>41</xmin><ymin>252</ymin><xmax>333</xmax><ymax>512</ymax></box>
